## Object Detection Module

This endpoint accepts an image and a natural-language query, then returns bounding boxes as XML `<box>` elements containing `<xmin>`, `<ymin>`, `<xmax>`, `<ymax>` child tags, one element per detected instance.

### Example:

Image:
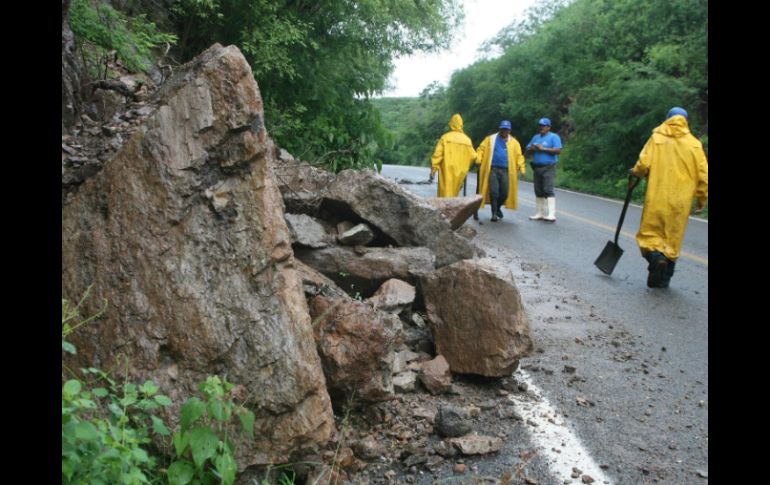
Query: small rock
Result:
<box><xmin>393</xmin><ymin>371</ymin><xmax>417</xmax><ymax>393</ymax></box>
<box><xmin>575</xmin><ymin>396</ymin><xmax>592</xmax><ymax>407</ymax></box>
<box><xmin>466</xmin><ymin>405</ymin><xmax>481</xmax><ymax>418</ymax></box>
<box><xmin>411</xmin><ymin>313</ymin><xmax>426</xmax><ymax>328</ymax></box>
<box><xmin>453</xmin><ymin>463</ymin><xmax>466</xmax><ymax>474</ymax></box>
<box><xmin>435</xmin><ymin>405</ymin><xmax>472</xmax><ymax>438</ymax></box>
<box><xmin>432</xmin><ymin>440</ymin><xmax>458</xmax><ymax>458</ymax></box>
<box><xmin>695</xmin><ymin>469</ymin><xmax>708</xmax><ymax>478</ymax></box>
<box><xmin>563</xmin><ymin>365</ymin><xmax>577</xmax><ymax>374</ymax></box>
<box><xmin>448</xmin><ymin>435</ymin><xmax>503</xmax><ymax>455</ymax></box>
<box><xmin>581</xmin><ymin>475</ymin><xmax>595</xmax><ymax>483</ymax></box>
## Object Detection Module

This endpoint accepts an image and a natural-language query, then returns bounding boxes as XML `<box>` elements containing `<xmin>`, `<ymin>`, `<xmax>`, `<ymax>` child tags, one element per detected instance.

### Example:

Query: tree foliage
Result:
<box><xmin>167</xmin><ymin>0</ymin><xmax>464</xmax><ymax>171</ymax></box>
<box><xmin>376</xmin><ymin>0</ymin><xmax>707</xmax><ymax>199</ymax></box>
<box><xmin>69</xmin><ymin>0</ymin><xmax>177</xmax><ymax>79</ymax></box>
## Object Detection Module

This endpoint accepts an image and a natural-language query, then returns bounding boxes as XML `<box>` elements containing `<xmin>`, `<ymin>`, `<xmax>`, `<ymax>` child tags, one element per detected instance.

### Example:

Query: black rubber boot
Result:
<box><xmin>645</xmin><ymin>252</ymin><xmax>669</xmax><ymax>288</ymax></box>
<box><xmin>490</xmin><ymin>200</ymin><xmax>499</xmax><ymax>221</ymax></box>
<box><xmin>660</xmin><ymin>260</ymin><xmax>676</xmax><ymax>288</ymax></box>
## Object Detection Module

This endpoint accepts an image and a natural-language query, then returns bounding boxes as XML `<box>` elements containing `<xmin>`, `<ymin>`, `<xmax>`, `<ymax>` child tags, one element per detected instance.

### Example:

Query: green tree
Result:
<box><xmin>169</xmin><ymin>0</ymin><xmax>464</xmax><ymax>171</ymax></box>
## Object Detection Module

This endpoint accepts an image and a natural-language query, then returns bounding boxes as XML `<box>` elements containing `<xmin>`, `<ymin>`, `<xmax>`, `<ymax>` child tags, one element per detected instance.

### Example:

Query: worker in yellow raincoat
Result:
<box><xmin>630</xmin><ymin>107</ymin><xmax>708</xmax><ymax>288</ymax></box>
<box><xmin>475</xmin><ymin>120</ymin><xmax>526</xmax><ymax>221</ymax></box>
<box><xmin>429</xmin><ymin>114</ymin><xmax>477</xmax><ymax>197</ymax></box>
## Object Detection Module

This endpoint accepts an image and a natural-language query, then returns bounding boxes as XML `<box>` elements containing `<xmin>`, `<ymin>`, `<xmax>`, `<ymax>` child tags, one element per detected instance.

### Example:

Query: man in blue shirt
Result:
<box><xmin>475</xmin><ymin>120</ymin><xmax>526</xmax><ymax>222</ymax></box>
<box><xmin>526</xmin><ymin>118</ymin><xmax>563</xmax><ymax>222</ymax></box>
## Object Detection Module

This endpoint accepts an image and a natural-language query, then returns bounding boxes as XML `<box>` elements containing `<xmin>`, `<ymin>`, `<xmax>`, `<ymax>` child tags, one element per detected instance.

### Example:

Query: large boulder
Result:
<box><xmin>324</xmin><ymin>170</ymin><xmax>475</xmax><ymax>267</ymax></box>
<box><xmin>61</xmin><ymin>44</ymin><xmax>334</xmax><ymax>467</ymax></box>
<box><xmin>308</xmin><ymin>296</ymin><xmax>403</xmax><ymax>404</ymax></box>
<box><xmin>294</xmin><ymin>246</ymin><xmax>434</xmax><ymax>297</ymax></box>
<box><xmin>427</xmin><ymin>195</ymin><xmax>483</xmax><ymax>230</ymax></box>
<box><xmin>420</xmin><ymin>258</ymin><xmax>534</xmax><ymax>377</ymax></box>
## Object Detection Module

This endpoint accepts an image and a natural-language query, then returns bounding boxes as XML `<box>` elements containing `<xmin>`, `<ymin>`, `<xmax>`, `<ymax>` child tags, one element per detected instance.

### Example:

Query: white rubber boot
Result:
<box><xmin>544</xmin><ymin>197</ymin><xmax>556</xmax><ymax>222</ymax></box>
<box><xmin>529</xmin><ymin>197</ymin><xmax>545</xmax><ymax>220</ymax></box>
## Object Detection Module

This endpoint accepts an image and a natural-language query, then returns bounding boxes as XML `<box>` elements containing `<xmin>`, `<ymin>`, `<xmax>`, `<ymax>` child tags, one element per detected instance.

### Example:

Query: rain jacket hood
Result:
<box><xmin>449</xmin><ymin>114</ymin><xmax>464</xmax><ymax>132</ymax></box>
<box><xmin>652</xmin><ymin>115</ymin><xmax>690</xmax><ymax>138</ymax></box>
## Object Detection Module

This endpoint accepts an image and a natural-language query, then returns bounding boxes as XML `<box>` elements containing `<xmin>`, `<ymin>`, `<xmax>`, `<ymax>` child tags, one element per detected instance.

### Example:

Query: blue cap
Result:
<box><xmin>538</xmin><ymin>118</ymin><xmax>551</xmax><ymax>126</ymax></box>
<box><xmin>666</xmin><ymin>107</ymin><xmax>688</xmax><ymax>120</ymax></box>
<box><xmin>499</xmin><ymin>120</ymin><xmax>512</xmax><ymax>130</ymax></box>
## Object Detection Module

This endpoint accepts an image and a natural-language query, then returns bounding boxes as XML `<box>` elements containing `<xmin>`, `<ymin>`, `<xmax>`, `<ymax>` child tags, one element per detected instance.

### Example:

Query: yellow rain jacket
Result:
<box><xmin>631</xmin><ymin>115</ymin><xmax>708</xmax><ymax>260</ymax></box>
<box><xmin>431</xmin><ymin>114</ymin><xmax>477</xmax><ymax>197</ymax></box>
<box><xmin>475</xmin><ymin>133</ymin><xmax>526</xmax><ymax>209</ymax></box>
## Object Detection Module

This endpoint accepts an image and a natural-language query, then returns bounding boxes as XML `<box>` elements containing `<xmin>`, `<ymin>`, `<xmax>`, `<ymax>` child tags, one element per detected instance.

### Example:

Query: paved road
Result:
<box><xmin>381</xmin><ymin>164</ymin><xmax>708</xmax><ymax>484</ymax></box>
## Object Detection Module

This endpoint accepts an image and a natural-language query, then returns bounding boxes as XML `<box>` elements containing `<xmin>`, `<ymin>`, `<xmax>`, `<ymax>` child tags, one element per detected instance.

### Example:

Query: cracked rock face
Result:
<box><xmin>61</xmin><ymin>44</ymin><xmax>333</xmax><ymax>468</ymax></box>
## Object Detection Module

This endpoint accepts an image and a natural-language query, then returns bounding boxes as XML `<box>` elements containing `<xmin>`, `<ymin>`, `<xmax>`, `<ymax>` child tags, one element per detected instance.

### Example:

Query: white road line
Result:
<box><xmin>509</xmin><ymin>370</ymin><xmax>613</xmax><ymax>485</ymax></box>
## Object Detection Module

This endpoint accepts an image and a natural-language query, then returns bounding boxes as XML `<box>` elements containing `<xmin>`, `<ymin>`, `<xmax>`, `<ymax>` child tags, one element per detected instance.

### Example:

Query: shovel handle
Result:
<box><xmin>615</xmin><ymin>174</ymin><xmax>640</xmax><ymax>245</ymax></box>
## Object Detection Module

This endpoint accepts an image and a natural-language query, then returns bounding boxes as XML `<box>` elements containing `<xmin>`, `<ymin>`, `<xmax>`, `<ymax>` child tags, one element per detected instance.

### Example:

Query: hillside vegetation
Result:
<box><xmin>375</xmin><ymin>0</ymin><xmax>707</xmax><ymax>204</ymax></box>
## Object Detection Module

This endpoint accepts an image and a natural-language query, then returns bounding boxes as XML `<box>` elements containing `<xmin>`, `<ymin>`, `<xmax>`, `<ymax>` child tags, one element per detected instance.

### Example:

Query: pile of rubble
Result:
<box><xmin>268</xmin><ymin>151</ymin><xmax>536</xmax><ymax>483</ymax></box>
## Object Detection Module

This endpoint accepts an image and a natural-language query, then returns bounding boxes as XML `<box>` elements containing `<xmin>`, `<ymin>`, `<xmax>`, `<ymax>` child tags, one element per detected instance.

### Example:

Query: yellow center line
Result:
<box><xmin>518</xmin><ymin>197</ymin><xmax>708</xmax><ymax>267</ymax></box>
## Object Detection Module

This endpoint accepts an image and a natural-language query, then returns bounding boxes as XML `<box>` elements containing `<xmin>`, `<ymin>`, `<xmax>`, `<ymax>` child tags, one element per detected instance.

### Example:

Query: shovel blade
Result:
<box><xmin>594</xmin><ymin>241</ymin><xmax>624</xmax><ymax>275</ymax></box>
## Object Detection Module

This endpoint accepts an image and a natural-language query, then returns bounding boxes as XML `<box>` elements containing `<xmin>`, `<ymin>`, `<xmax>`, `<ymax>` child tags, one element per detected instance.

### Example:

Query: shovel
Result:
<box><xmin>594</xmin><ymin>174</ymin><xmax>641</xmax><ymax>275</ymax></box>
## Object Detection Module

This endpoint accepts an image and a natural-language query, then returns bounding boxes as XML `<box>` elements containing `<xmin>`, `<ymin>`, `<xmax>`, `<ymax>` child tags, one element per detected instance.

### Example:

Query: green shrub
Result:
<box><xmin>62</xmin><ymin>291</ymin><xmax>172</xmax><ymax>485</ymax></box>
<box><xmin>69</xmin><ymin>0</ymin><xmax>177</xmax><ymax>78</ymax></box>
<box><xmin>168</xmin><ymin>376</ymin><xmax>255</xmax><ymax>485</ymax></box>
<box><xmin>62</xmin><ymin>290</ymin><xmax>292</xmax><ymax>484</ymax></box>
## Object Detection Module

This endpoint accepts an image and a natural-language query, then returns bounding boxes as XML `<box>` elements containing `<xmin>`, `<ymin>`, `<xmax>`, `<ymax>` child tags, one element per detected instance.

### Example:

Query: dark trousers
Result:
<box><xmin>489</xmin><ymin>166</ymin><xmax>509</xmax><ymax>212</ymax></box>
<box><xmin>532</xmin><ymin>164</ymin><xmax>556</xmax><ymax>198</ymax></box>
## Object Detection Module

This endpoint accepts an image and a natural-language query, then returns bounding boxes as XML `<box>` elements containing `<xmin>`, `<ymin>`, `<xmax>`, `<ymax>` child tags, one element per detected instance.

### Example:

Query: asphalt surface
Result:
<box><xmin>380</xmin><ymin>164</ymin><xmax>708</xmax><ymax>484</ymax></box>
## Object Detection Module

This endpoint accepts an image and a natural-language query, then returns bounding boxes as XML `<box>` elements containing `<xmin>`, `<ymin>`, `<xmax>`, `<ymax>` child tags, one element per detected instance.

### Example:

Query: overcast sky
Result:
<box><xmin>381</xmin><ymin>0</ymin><xmax>538</xmax><ymax>97</ymax></box>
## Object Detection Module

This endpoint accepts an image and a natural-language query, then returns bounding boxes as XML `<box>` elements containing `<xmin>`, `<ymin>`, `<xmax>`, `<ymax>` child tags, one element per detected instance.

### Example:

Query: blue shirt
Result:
<box><xmin>491</xmin><ymin>136</ymin><xmax>508</xmax><ymax>168</ymax></box>
<box><xmin>527</xmin><ymin>132</ymin><xmax>562</xmax><ymax>165</ymax></box>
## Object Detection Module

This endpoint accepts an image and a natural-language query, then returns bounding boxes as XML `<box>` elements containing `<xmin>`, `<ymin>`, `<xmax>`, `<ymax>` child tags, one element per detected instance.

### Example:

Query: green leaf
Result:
<box><xmin>108</xmin><ymin>402</ymin><xmax>124</xmax><ymax>417</ymax></box>
<box><xmin>131</xmin><ymin>446</ymin><xmax>149</xmax><ymax>463</ymax></box>
<box><xmin>123</xmin><ymin>383</ymin><xmax>137</xmax><ymax>395</ymax></box>
<box><xmin>180</xmin><ymin>397</ymin><xmax>206</xmax><ymax>431</ymax></box>
<box><xmin>75</xmin><ymin>399</ymin><xmax>97</xmax><ymax>409</ymax></box>
<box><xmin>208</xmin><ymin>399</ymin><xmax>225</xmax><ymax>421</ymax></box>
<box><xmin>172</xmin><ymin>431</ymin><xmax>190</xmax><ymax>457</ymax></box>
<box><xmin>167</xmin><ymin>460</ymin><xmax>195</xmax><ymax>485</ymax></box>
<box><xmin>63</xmin><ymin>379</ymin><xmax>82</xmax><ymax>396</ymax></box>
<box><xmin>154</xmin><ymin>394</ymin><xmax>173</xmax><ymax>406</ymax></box>
<box><xmin>140</xmin><ymin>380</ymin><xmax>159</xmax><ymax>396</ymax></box>
<box><xmin>62</xmin><ymin>340</ymin><xmax>77</xmax><ymax>354</ymax></box>
<box><xmin>238</xmin><ymin>409</ymin><xmax>255</xmax><ymax>438</ymax></box>
<box><xmin>188</xmin><ymin>427</ymin><xmax>219</xmax><ymax>468</ymax></box>
<box><xmin>92</xmin><ymin>387</ymin><xmax>109</xmax><ymax>398</ymax></box>
<box><xmin>214</xmin><ymin>452</ymin><xmax>237</xmax><ymax>485</ymax></box>
<box><xmin>151</xmin><ymin>415</ymin><xmax>170</xmax><ymax>436</ymax></box>
<box><xmin>73</xmin><ymin>421</ymin><xmax>99</xmax><ymax>441</ymax></box>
